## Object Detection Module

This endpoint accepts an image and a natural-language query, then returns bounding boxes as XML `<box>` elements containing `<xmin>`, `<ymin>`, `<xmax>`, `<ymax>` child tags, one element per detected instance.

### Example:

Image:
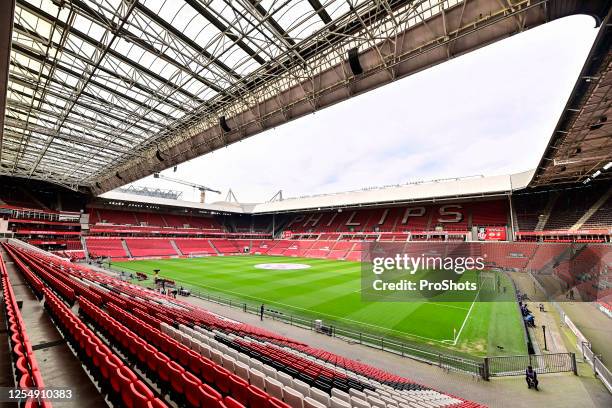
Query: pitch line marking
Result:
<box><xmin>172</xmin><ymin>279</ymin><xmax>453</xmax><ymax>344</ymax></box>
<box><xmin>451</xmin><ymin>285</ymin><xmax>481</xmax><ymax>345</ymax></box>
<box><xmin>420</xmin><ymin>302</ymin><xmax>470</xmax><ymax>311</ymax></box>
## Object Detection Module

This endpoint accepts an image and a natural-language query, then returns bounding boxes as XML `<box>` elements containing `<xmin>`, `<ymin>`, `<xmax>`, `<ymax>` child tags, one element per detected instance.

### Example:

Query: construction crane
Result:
<box><xmin>153</xmin><ymin>173</ymin><xmax>221</xmax><ymax>203</ymax></box>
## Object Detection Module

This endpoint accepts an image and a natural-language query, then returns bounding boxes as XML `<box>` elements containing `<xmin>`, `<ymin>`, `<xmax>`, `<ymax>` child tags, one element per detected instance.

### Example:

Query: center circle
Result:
<box><xmin>254</xmin><ymin>263</ymin><xmax>311</xmax><ymax>270</ymax></box>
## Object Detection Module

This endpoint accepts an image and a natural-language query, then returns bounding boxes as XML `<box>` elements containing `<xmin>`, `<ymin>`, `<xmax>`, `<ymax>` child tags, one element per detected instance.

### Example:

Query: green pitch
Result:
<box><xmin>114</xmin><ymin>255</ymin><xmax>526</xmax><ymax>358</ymax></box>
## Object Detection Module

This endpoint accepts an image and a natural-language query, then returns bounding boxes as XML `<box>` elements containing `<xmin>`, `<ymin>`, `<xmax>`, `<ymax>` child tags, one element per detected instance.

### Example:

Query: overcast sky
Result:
<box><xmin>125</xmin><ymin>15</ymin><xmax>599</xmax><ymax>204</ymax></box>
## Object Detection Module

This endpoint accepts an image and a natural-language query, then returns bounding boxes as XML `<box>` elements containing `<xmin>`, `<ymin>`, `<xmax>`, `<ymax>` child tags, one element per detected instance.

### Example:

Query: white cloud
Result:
<box><xmin>130</xmin><ymin>15</ymin><xmax>599</xmax><ymax>203</ymax></box>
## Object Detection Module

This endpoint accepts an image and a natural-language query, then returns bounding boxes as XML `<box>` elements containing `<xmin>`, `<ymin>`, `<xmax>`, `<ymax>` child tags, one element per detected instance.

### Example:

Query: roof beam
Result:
<box><xmin>26</xmin><ymin>0</ymin><xmax>139</xmax><ymax>178</ymax></box>
<box><xmin>26</xmin><ymin>0</ymin><xmax>224</xmax><ymax>93</ymax></box>
<box><xmin>0</xmin><ymin>0</ymin><xmax>16</xmax><ymax>164</ymax></box>
<box><xmin>15</xmin><ymin>1</ymin><xmax>206</xmax><ymax>106</ymax></box>
<box><xmin>96</xmin><ymin>0</ymin><xmax>612</xmax><ymax>193</ymax></box>
<box><xmin>14</xmin><ymin>22</ymin><xmax>190</xmax><ymax>114</ymax></box>
<box><xmin>132</xmin><ymin>1</ymin><xmax>241</xmax><ymax>80</ymax></box>
<box><xmin>530</xmin><ymin>3</ymin><xmax>612</xmax><ymax>186</ymax></box>
<box><xmin>307</xmin><ymin>0</ymin><xmax>332</xmax><ymax>24</ymax></box>
<box><xmin>10</xmin><ymin>44</ymin><xmax>174</xmax><ymax>126</ymax></box>
<box><xmin>181</xmin><ymin>0</ymin><xmax>266</xmax><ymax>65</ymax></box>
<box><xmin>8</xmin><ymin>70</ymin><xmax>153</xmax><ymax>138</ymax></box>
<box><xmin>244</xmin><ymin>0</ymin><xmax>296</xmax><ymax>47</ymax></box>
<box><xmin>6</xmin><ymin>103</ymin><xmax>135</xmax><ymax>154</ymax></box>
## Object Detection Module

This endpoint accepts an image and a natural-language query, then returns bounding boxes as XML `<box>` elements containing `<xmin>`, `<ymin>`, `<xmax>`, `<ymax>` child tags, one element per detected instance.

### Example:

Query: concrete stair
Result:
<box><xmin>208</xmin><ymin>239</ymin><xmax>221</xmax><ymax>255</ymax></box>
<box><xmin>570</xmin><ymin>186</ymin><xmax>612</xmax><ymax>230</ymax></box>
<box><xmin>170</xmin><ymin>239</ymin><xmax>183</xmax><ymax>256</ymax></box>
<box><xmin>121</xmin><ymin>239</ymin><xmax>133</xmax><ymax>258</ymax></box>
<box><xmin>535</xmin><ymin>192</ymin><xmax>559</xmax><ymax>231</ymax></box>
<box><xmin>80</xmin><ymin>236</ymin><xmax>90</xmax><ymax>262</ymax></box>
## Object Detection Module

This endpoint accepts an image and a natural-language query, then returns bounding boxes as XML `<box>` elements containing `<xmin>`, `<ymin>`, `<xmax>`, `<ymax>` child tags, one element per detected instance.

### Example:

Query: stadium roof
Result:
<box><xmin>529</xmin><ymin>8</ymin><xmax>612</xmax><ymax>187</ymax></box>
<box><xmin>100</xmin><ymin>170</ymin><xmax>534</xmax><ymax>213</ymax></box>
<box><xmin>0</xmin><ymin>0</ymin><xmax>609</xmax><ymax>193</ymax></box>
<box><xmin>98</xmin><ymin>189</ymin><xmax>246</xmax><ymax>213</ymax></box>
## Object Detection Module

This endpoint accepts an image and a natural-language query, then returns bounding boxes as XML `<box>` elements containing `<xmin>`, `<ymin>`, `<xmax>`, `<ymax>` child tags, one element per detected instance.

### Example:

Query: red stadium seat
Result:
<box><xmin>133</xmin><ymin>381</ymin><xmax>156</xmax><ymax>408</ymax></box>
<box><xmin>197</xmin><ymin>384</ymin><xmax>224</xmax><ymax>408</ymax></box>
<box><xmin>224</xmin><ymin>396</ymin><xmax>246</xmax><ymax>408</ymax></box>
<box><xmin>182</xmin><ymin>371</ymin><xmax>203</xmax><ymax>407</ymax></box>
<box><xmin>199</xmin><ymin>357</ymin><xmax>216</xmax><ymax>384</ymax></box>
<box><xmin>157</xmin><ymin>358</ymin><xmax>172</xmax><ymax>384</ymax></box>
<box><xmin>148</xmin><ymin>351</ymin><xmax>168</xmax><ymax>374</ymax></box>
<box><xmin>248</xmin><ymin>385</ymin><xmax>270</xmax><ymax>408</ymax></box>
<box><xmin>167</xmin><ymin>361</ymin><xmax>186</xmax><ymax>394</ymax></box>
<box><xmin>92</xmin><ymin>345</ymin><xmax>107</xmax><ymax>369</ymax></box>
<box><xmin>228</xmin><ymin>374</ymin><xmax>249</xmax><ymax>405</ymax></box>
<box><xmin>101</xmin><ymin>354</ymin><xmax>121</xmax><ymax>381</ymax></box>
<box><xmin>187</xmin><ymin>349</ymin><xmax>201</xmax><ymax>375</ymax></box>
<box><xmin>146</xmin><ymin>398</ymin><xmax>168</xmax><ymax>408</ymax></box>
<box><xmin>213</xmin><ymin>365</ymin><xmax>232</xmax><ymax>394</ymax></box>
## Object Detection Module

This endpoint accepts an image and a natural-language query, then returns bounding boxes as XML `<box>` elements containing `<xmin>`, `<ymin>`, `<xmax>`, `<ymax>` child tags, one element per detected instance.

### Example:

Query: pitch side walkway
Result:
<box><xmin>507</xmin><ymin>272</ymin><xmax>568</xmax><ymax>354</ymax></box>
<box><xmin>508</xmin><ymin>272</ymin><xmax>612</xmax><ymax>367</ymax></box>
<box><xmin>2</xmin><ymin>248</ymin><xmax>107</xmax><ymax>407</ymax></box>
<box><xmin>181</xmin><ymin>293</ymin><xmax>612</xmax><ymax>408</ymax></box>
<box><xmin>561</xmin><ymin>302</ymin><xmax>612</xmax><ymax>367</ymax></box>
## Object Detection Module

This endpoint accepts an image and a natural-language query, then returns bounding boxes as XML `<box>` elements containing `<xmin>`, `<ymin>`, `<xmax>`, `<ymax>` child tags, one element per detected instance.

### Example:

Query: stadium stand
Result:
<box><xmin>3</xmin><ymin>241</ymin><xmax>485</xmax><ymax>408</ymax></box>
<box><xmin>6</xmin><ymin>187</ymin><xmax>606</xmax><ymax>259</ymax></box>
<box><xmin>0</xmin><ymin>253</ymin><xmax>50</xmax><ymax>407</ymax></box>
<box><xmin>512</xmin><ymin>192</ymin><xmax>551</xmax><ymax>232</ymax></box>
<box><xmin>544</xmin><ymin>189</ymin><xmax>604</xmax><ymax>231</ymax></box>
<box><xmin>162</xmin><ymin>214</ymin><xmax>191</xmax><ymax>228</ymax></box>
<box><xmin>85</xmin><ymin>237</ymin><xmax>129</xmax><ymax>259</ymax></box>
<box><xmin>470</xmin><ymin>201</ymin><xmax>508</xmax><ymax>227</ymax></box>
<box><xmin>2</xmin><ymin>0</ymin><xmax>612</xmax><ymax>405</ymax></box>
<box><xmin>211</xmin><ymin>239</ymin><xmax>243</xmax><ymax>255</ymax></box>
<box><xmin>125</xmin><ymin>238</ymin><xmax>179</xmax><ymax>258</ymax></box>
<box><xmin>90</xmin><ymin>208</ymin><xmax>225</xmax><ymax>231</ymax></box>
<box><xmin>174</xmin><ymin>238</ymin><xmax>217</xmax><ymax>256</ymax></box>
<box><xmin>582</xmin><ymin>194</ymin><xmax>612</xmax><ymax>229</ymax></box>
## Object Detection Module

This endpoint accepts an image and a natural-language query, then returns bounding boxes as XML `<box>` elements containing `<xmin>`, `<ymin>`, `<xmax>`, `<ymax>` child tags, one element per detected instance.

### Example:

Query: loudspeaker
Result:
<box><xmin>115</xmin><ymin>172</ymin><xmax>123</xmax><ymax>180</ymax></box>
<box><xmin>589</xmin><ymin>115</ymin><xmax>607</xmax><ymax>131</ymax></box>
<box><xmin>348</xmin><ymin>48</ymin><xmax>363</xmax><ymax>75</ymax></box>
<box><xmin>95</xmin><ymin>182</ymin><xmax>101</xmax><ymax>189</ymax></box>
<box><xmin>156</xmin><ymin>149</ymin><xmax>165</xmax><ymax>161</ymax></box>
<box><xmin>219</xmin><ymin>116</ymin><xmax>231</xmax><ymax>132</ymax></box>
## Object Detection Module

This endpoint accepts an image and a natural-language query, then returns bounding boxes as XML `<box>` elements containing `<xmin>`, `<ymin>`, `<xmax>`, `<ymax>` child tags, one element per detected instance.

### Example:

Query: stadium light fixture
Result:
<box><xmin>592</xmin><ymin>170</ymin><xmax>601</xmax><ymax>178</ymax></box>
<box><xmin>347</xmin><ymin>48</ymin><xmax>363</xmax><ymax>75</ymax></box>
<box><xmin>583</xmin><ymin>178</ymin><xmax>591</xmax><ymax>184</ymax></box>
<box><xmin>219</xmin><ymin>116</ymin><xmax>231</xmax><ymax>132</ymax></box>
<box><xmin>604</xmin><ymin>162</ymin><xmax>612</xmax><ymax>170</ymax></box>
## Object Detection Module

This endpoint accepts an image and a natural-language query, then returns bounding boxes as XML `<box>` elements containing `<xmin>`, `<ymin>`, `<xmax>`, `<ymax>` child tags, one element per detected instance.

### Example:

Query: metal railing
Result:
<box><xmin>484</xmin><ymin>353</ymin><xmax>577</xmax><ymax>379</ymax></box>
<box><xmin>109</xmin><ymin>265</ymin><xmax>584</xmax><ymax>381</ymax></box>
<box><xmin>581</xmin><ymin>342</ymin><xmax>612</xmax><ymax>393</ymax></box>
<box><xmin>528</xmin><ymin>271</ymin><xmax>612</xmax><ymax>393</ymax></box>
<box><xmin>188</xmin><ymin>284</ymin><xmax>580</xmax><ymax>380</ymax></box>
<box><xmin>153</xmin><ymin>281</ymin><xmax>487</xmax><ymax>377</ymax></box>
<box><xmin>561</xmin><ymin>309</ymin><xmax>612</xmax><ymax>393</ymax></box>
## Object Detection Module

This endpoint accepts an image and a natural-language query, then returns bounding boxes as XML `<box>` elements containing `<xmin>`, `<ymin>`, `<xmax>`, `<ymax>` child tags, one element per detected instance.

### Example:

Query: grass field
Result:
<box><xmin>114</xmin><ymin>255</ymin><xmax>526</xmax><ymax>358</ymax></box>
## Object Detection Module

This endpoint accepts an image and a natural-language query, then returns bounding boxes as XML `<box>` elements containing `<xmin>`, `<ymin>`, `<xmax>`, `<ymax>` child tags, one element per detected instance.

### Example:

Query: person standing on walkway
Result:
<box><xmin>260</xmin><ymin>304</ymin><xmax>265</xmax><ymax>321</ymax></box>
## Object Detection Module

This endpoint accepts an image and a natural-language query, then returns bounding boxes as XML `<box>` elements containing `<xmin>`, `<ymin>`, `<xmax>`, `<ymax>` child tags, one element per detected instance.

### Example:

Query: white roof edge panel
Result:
<box><xmin>250</xmin><ymin>170</ymin><xmax>535</xmax><ymax>213</ymax></box>
<box><xmin>98</xmin><ymin>191</ymin><xmax>246</xmax><ymax>213</ymax></box>
<box><xmin>101</xmin><ymin>170</ymin><xmax>534</xmax><ymax>214</ymax></box>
